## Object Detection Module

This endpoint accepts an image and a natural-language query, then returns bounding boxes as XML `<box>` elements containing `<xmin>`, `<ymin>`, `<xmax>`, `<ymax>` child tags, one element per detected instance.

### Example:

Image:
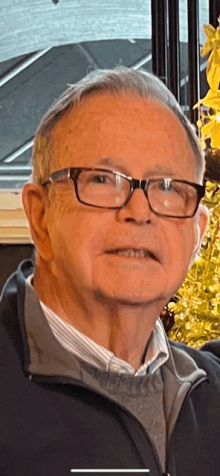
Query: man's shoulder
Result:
<box><xmin>169</xmin><ymin>338</ymin><xmax>220</xmax><ymax>376</ymax></box>
<box><xmin>0</xmin><ymin>259</ymin><xmax>32</xmax><ymax>368</ymax></box>
<box><xmin>0</xmin><ymin>258</ymin><xmax>34</xmax><ymax>316</ymax></box>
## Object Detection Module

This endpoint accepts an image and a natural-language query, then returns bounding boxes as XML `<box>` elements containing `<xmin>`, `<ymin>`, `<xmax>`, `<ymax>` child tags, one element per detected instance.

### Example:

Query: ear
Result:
<box><xmin>187</xmin><ymin>204</ymin><xmax>209</xmax><ymax>272</ymax></box>
<box><xmin>22</xmin><ymin>183</ymin><xmax>54</xmax><ymax>261</ymax></box>
<box><xmin>195</xmin><ymin>203</ymin><xmax>209</xmax><ymax>250</ymax></box>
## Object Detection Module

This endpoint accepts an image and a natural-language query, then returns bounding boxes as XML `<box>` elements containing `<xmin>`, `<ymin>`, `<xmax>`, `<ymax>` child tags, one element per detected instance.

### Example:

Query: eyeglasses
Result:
<box><xmin>41</xmin><ymin>167</ymin><xmax>206</xmax><ymax>218</ymax></box>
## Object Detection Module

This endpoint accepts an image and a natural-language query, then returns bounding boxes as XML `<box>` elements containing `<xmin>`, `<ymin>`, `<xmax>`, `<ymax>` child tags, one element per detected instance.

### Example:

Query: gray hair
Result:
<box><xmin>31</xmin><ymin>66</ymin><xmax>206</xmax><ymax>186</ymax></box>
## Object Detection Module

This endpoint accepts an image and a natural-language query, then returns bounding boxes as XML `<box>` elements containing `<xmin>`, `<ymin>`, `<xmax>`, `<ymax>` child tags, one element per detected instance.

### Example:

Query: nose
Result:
<box><xmin>117</xmin><ymin>187</ymin><xmax>153</xmax><ymax>224</ymax></box>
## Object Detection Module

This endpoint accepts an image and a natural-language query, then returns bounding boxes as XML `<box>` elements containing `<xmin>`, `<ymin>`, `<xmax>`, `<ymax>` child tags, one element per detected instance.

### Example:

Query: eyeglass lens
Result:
<box><xmin>75</xmin><ymin>170</ymin><xmax>197</xmax><ymax>216</ymax></box>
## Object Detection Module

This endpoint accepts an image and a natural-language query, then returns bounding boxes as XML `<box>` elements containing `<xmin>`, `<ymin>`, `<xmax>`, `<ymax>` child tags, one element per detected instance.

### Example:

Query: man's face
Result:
<box><xmin>36</xmin><ymin>92</ymin><xmax>207</xmax><ymax>306</ymax></box>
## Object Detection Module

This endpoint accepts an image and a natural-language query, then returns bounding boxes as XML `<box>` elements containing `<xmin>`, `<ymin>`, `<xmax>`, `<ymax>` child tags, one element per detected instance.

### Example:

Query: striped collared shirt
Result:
<box><xmin>26</xmin><ymin>273</ymin><xmax>169</xmax><ymax>376</ymax></box>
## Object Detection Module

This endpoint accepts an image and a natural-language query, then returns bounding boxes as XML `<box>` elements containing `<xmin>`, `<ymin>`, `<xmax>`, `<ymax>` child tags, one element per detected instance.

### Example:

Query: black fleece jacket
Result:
<box><xmin>0</xmin><ymin>259</ymin><xmax>220</xmax><ymax>476</ymax></box>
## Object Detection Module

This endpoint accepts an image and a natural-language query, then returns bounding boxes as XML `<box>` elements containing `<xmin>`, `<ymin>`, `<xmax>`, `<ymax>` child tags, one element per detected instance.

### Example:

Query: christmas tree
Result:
<box><xmin>161</xmin><ymin>19</ymin><xmax>220</xmax><ymax>348</ymax></box>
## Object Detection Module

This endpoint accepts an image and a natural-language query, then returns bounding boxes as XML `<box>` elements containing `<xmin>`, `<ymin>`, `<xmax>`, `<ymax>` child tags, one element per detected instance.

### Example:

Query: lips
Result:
<box><xmin>106</xmin><ymin>248</ymin><xmax>158</xmax><ymax>261</ymax></box>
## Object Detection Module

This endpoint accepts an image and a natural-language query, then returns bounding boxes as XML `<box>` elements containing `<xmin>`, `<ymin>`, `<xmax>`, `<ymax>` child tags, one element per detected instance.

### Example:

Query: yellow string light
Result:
<box><xmin>167</xmin><ymin>18</ymin><xmax>220</xmax><ymax>348</ymax></box>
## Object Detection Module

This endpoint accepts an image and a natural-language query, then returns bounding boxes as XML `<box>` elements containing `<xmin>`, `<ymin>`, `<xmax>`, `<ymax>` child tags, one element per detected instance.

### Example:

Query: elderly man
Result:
<box><xmin>0</xmin><ymin>66</ymin><xmax>219</xmax><ymax>476</ymax></box>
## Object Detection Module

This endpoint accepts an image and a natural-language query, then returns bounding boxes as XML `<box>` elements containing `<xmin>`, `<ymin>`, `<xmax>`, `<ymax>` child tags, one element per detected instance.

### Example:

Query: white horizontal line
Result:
<box><xmin>70</xmin><ymin>471</ymin><xmax>150</xmax><ymax>473</ymax></box>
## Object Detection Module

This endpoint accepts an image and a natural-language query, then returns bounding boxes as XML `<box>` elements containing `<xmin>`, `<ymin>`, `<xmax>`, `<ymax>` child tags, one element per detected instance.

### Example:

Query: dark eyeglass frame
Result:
<box><xmin>41</xmin><ymin>167</ymin><xmax>206</xmax><ymax>219</ymax></box>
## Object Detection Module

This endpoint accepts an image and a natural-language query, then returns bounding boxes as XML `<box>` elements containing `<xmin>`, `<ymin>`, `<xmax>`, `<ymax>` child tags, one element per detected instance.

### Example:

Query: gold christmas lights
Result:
<box><xmin>165</xmin><ymin>18</ymin><xmax>220</xmax><ymax>348</ymax></box>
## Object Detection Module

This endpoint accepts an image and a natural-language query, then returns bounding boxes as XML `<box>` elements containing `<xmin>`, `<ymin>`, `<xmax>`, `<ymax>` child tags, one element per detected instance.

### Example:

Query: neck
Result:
<box><xmin>32</xmin><ymin>265</ymin><xmax>166</xmax><ymax>371</ymax></box>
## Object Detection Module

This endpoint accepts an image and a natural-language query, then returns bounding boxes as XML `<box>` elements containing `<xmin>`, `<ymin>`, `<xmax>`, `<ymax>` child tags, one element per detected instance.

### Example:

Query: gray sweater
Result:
<box><xmin>80</xmin><ymin>359</ymin><xmax>166</xmax><ymax>471</ymax></box>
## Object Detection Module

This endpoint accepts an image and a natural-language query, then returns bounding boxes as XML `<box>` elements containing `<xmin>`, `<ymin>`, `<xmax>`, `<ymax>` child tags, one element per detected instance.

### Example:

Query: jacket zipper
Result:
<box><xmin>28</xmin><ymin>371</ymin><xmax>164</xmax><ymax>474</ymax></box>
<box><xmin>165</xmin><ymin>374</ymin><xmax>208</xmax><ymax>475</ymax></box>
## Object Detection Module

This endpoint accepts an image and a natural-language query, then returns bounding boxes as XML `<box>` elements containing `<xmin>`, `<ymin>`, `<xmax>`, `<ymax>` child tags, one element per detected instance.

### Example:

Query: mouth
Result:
<box><xmin>106</xmin><ymin>249</ymin><xmax>158</xmax><ymax>261</ymax></box>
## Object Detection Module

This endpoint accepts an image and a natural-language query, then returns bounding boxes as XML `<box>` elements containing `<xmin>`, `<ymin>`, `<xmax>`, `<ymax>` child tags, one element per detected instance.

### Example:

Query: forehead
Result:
<box><xmin>54</xmin><ymin>91</ymin><xmax>184</xmax><ymax>137</ymax></box>
<box><xmin>52</xmin><ymin>91</ymin><xmax>196</xmax><ymax>179</ymax></box>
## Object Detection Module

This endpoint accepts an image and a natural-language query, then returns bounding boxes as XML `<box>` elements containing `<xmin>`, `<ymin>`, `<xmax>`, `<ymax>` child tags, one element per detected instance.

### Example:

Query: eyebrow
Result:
<box><xmin>94</xmin><ymin>157</ymin><xmax>176</xmax><ymax>178</ymax></box>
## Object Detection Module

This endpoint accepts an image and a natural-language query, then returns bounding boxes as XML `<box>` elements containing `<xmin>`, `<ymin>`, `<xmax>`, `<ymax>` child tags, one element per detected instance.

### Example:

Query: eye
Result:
<box><xmin>91</xmin><ymin>174</ymin><xmax>109</xmax><ymax>184</ymax></box>
<box><xmin>158</xmin><ymin>181</ymin><xmax>182</xmax><ymax>196</ymax></box>
<box><xmin>84</xmin><ymin>171</ymin><xmax>117</xmax><ymax>186</ymax></box>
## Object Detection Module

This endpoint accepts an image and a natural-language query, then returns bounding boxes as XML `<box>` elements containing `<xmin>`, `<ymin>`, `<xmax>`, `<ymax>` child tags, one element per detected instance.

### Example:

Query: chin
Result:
<box><xmin>93</xmin><ymin>267</ymin><xmax>168</xmax><ymax>304</ymax></box>
<box><xmin>113</xmin><ymin>297</ymin><xmax>154</xmax><ymax>307</ymax></box>
<box><xmin>95</xmin><ymin>285</ymin><xmax>166</xmax><ymax>306</ymax></box>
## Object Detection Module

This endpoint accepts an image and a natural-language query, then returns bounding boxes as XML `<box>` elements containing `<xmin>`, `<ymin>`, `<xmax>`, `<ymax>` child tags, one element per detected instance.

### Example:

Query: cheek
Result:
<box><xmin>51</xmin><ymin>215</ymin><xmax>95</xmax><ymax>288</ymax></box>
<box><xmin>52</xmin><ymin>210</ymin><xmax>103</xmax><ymax>264</ymax></box>
<box><xmin>166</xmin><ymin>224</ymin><xmax>195</xmax><ymax>272</ymax></box>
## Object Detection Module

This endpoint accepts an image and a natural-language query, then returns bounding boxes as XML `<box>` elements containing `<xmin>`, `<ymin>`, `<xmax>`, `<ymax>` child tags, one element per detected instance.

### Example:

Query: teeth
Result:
<box><xmin>116</xmin><ymin>249</ymin><xmax>147</xmax><ymax>258</ymax></box>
